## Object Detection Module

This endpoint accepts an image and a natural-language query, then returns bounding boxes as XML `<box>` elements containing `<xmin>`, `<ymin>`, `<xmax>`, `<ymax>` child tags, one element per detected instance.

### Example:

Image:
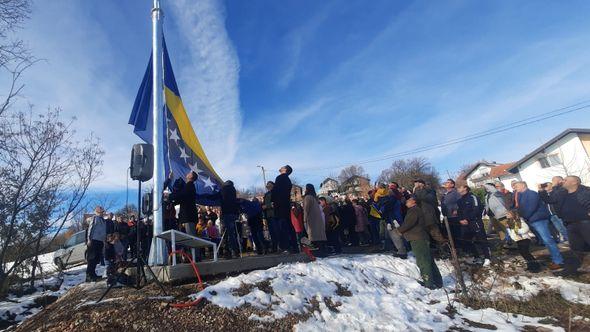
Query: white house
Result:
<box><xmin>464</xmin><ymin>162</ymin><xmax>521</xmax><ymax>189</ymax></box>
<box><xmin>508</xmin><ymin>128</ymin><xmax>590</xmax><ymax>187</ymax></box>
<box><xmin>319</xmin><ymin>178</ymin><xmax>339</xmax><ymax>196</ymax></box>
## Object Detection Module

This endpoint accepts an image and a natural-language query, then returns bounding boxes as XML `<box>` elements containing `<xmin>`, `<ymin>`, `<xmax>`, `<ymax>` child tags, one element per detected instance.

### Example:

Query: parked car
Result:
<box><xmin>53</xmin><ymin>230</ymin><xmax>86</xmax><ymax>269</ymax></box>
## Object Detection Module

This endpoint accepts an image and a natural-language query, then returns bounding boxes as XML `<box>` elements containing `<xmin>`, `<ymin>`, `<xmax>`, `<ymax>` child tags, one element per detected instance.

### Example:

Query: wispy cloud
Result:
<box><xmin>277</xmin><ymin>7</ymin><xmax>331</xmax><ymax>89</ymax></box>
<box><xmin>169</xmin><ymin>0</ymin><xmax>242</xmax><ymax>175</ymax></box>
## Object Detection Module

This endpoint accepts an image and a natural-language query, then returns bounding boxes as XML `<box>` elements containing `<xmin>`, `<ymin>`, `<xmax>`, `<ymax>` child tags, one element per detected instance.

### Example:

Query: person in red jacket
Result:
<box><xmin>290</xmin><ymin>202</ymin><xmax>305</xmax><ymax>242</ymax></box>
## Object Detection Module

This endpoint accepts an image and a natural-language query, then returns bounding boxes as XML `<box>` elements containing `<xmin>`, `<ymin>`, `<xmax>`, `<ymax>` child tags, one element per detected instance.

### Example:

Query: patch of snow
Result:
<box><xmin>193</xmin><ymin>254</ymin><xmax>564</xmax><ymax>331</ymax></box>
<box><xmin>0</xmin><ymin>260</ymin><xmax>104</xmax><ymax>327</ymax></box>
<box><xmin>481</xmin><ymin>274</ymin><xmax>590</xmax><ymax>305</ymax></box>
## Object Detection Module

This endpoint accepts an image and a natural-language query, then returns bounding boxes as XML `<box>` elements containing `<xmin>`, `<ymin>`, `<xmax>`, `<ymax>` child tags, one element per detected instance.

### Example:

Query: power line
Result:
<box><xmin>297</xmin><ymin>99</ymin><xmax>590</xmax><ymax>173</ymax></box>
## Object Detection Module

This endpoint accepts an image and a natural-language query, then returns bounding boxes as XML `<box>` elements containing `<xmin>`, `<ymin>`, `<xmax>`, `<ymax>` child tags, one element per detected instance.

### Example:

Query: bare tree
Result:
<box><xmin>0</xmin><ymin>0</ymin><xmax>33</xmax><ymax>118</ymax></box>
<box><xmin>0</xmin><ymin>108</ymin><xmax>103</xmax><ymax>294</ymax></box>
<box><xmin>337</xmin><ymin>165</ymin><xmax>368</xmax><ymax>184</ymax></box>
<box><xmin>377</xmin><ymin>157</ymin><xmax>441</xmax><ymax>189</ymax></box>
<box><xmin>91</xmin><ymin>193</ymin><xmax>118</xmax><ymax>212</ymax></box>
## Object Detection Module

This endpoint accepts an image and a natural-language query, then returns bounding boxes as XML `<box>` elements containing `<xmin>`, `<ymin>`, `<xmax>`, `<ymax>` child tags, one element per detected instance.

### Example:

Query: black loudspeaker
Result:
<box><xmin>142</xmin><ymin>192</ymin><xmax>153</xmax><ymax>215</ymax></box>
<box><xmin>130</xmin><ymin>144</ymin><xmax>153</xmax><ymax>182</ymax></box>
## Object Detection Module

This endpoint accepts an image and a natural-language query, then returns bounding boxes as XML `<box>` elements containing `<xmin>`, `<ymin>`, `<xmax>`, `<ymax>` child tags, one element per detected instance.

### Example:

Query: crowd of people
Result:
<box><xmin>84</xmin><ymin>164</ymin><xmax>590</xmax><ymax>290</ymax></box>
<box><xmin>84</xmin><ymin>208</ymin><xmax>152</xmax><ymax>283</ymax></box>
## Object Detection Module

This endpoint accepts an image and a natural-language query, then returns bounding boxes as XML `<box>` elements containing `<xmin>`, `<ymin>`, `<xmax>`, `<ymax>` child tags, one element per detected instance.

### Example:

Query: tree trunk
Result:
<box><xmin>29</xmin><ymin>235</ymin><xmax>43</xmax><ymax>289</ymax></box>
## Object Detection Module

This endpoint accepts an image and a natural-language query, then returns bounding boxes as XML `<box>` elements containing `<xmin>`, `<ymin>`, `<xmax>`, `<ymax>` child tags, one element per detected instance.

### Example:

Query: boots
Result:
<box><xmin>526</xmin><ymin>260</ymin><xmax>542</xmax><ymax>273</ymax></box>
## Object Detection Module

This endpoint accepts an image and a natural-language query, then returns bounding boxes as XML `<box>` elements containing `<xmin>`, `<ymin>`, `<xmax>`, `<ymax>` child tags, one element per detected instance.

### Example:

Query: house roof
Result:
<box><xmin>341</xmin><ymin>175</ymin><xmax>369</xmax><ymax>186</ymax></box>
<box><xmin>508</xmin><ymin>128</ymin><xmax>590</xmax><ymax>173</ymax></box>
<box><xmin>320</xmin><ymin>177</ymin><xmax>338</xmax><ymax>187</ymax></box>
<box><xmin>490</xmin><ymin>163</ymin><xmax>515</xmax><ymax>178</ymax></box>
<box><xmin>464</xmin><ymin>162</ymin><xmax>499</xmax><ymax>179</ymax></box>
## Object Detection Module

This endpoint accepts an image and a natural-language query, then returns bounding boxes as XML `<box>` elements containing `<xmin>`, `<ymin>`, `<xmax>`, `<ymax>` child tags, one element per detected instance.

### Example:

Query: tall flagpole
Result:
<box><xmin>149</xmin><ymin>0</ymin><xmax>166</xmax><ymax>265</ymax></box>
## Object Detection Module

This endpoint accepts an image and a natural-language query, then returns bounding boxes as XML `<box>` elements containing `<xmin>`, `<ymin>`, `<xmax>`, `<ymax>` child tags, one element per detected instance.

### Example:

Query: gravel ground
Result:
<box><xmin>13</xmin><ymin>280</ymin><xmax>313</xmax><ymax>332</ymax></box>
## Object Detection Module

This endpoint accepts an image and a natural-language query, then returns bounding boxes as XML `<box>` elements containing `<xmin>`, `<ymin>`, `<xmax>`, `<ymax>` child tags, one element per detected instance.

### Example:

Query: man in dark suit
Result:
<box><xmin>272</xmin><ymin>165</ymin><xmax>298</xmax><ymax>253</ymax></box>
<box><xmin>170</xmin><ymin>171</ymin><xmax>198</xmax><ymax>236</ymax></box>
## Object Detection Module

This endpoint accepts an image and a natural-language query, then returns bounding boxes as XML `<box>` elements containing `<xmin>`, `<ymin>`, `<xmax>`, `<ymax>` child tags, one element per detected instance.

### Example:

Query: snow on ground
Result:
<box><xmin>2</xmin><ymin>251</ymin><xmax>589</xmax><ymax>331</ymax></box>
<box><xmin>0</xmin><ymin>258</ymin><xmax>103</xmax><ymax>328</ymax></box>
<box><xmin>193</xmin><ymin>254</ymin><xmax>576</xmax><ymax>331</ymax></box>
<box><xmin>481</xmin><ymin>272</ymin><xmax>590</xmax><ymax>305</ymax></box>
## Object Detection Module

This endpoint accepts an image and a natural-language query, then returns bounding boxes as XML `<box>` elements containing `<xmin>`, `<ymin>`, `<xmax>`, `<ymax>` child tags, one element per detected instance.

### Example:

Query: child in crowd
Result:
<box><xmin>506</xmin><ymin>210</ymin><xmax>541</xmax><ymax>273</ymax></box>
<box><xmin>196</xmin><ymin>217</ymin><xmax>207</xmax><ymax>237</ymax></box>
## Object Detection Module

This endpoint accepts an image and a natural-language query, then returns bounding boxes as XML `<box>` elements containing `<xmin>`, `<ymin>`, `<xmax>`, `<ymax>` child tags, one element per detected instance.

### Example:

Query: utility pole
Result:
<box><xmin>257</xmin><ymin>165</ymin><xmax>267</xmax><ymax>190</ymax></box>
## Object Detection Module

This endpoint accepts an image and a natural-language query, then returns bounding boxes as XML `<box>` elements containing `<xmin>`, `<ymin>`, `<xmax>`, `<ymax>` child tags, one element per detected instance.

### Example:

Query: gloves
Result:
<box><xmin>386</xmin><ymin>223</ymin><xmax>393</xmax><ymax>231</ymax></box>
<box><xmin>393</xmin><ymin>220</ymin><xmax>400</xmax><ymax>228</ymax></box>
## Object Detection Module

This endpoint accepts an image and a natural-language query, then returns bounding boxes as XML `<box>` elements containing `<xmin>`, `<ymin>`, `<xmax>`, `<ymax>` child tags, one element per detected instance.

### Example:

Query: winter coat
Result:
<box><xmin>115</xmin><ymin>221</ymin><xmax>130</xmax><ymax>240</ymax></box>
<box><xmin>263</xmin><ymin>191</ymin><xmax>275</xmax><ymax>219</ymax></box>
<box><xmin>290</xmin><ymin>207</ymin><xmax>304</xmax><ymax>233</ymax></box>
<box><xmin>338</xmin><ymin>203</ymin><xmax>356</xmax><ymax>229</ymax></box>
<box><xmin>170</xmin><ymin>180</ymin><xmax>198</xmax><ymax>224</ymax></box>
<box><xmin>353</xmin><ymin>204</ymin><xmax>368</xmax><ymax>232</ymax></box>
<box><xmin>198</xmin><ymin>181</ymin><xmax>240</xmax><ymax>216</ymax></box>
<box><xmin>206</xmin><ymin>225</ymin><xmax>220</xmax><ymax>239</ymax></box>
<box><xmin>420</xmin><ymin>202</ymin><xmax>439</xmax><ymax>228</ymax></box>
<box><xmin>398</xmin><ymin>206</ymin><xmax>428</xmax><ymax>241</ymax></box>
<box><xmin>271</xmin><ymin>173</ymin><xmax>292</xmax><ymax>220</ymax></box>
<box><xmin>506</xmin><ymin>217</ymin><xmax>535</xmax><ymax>242</ymax></box>
<box><xmin>87</xmin><ymin>215</ymin><xmax>107</xmax><ymax>243</ymax></box>
<box><xmin>540</xmin><ymin>185</ymin><xmax>590</xmax><ymax>221</ymax></box>
<box><xmin>414</xmin><ymin>187</ymin><xmax>439</xmax><ymax>210</ymax></box>
<box><xmin>322</xmin><ymin>204</ymin><xmax>340</xmax><ymax>231</ymax></box>
<box><xmin>483</xmin><ymin>184</ymin><xmax>509</xmax><ymax>219</ymax></box>
<box><xmin>377</xmin><ymin>194</ymin><xmax>403</xmax><ymax>224</ymax></box>
<box><xmin>373</xmin><ymin>188</ymin><xmax>389</xmax><ymax>203</ymax></box>
<box><xmin>516</xmin><ymin>189</ymin><xmax>551</xmax><ymax>223</ymax></box>
<box><xmin>240</xmin><ymin>199</ymin><xmax>263</xmax><ymax>219</ymax></box>
<box><xmin>303</xmin><ymin>195</ymin><xmax>327</xmax><ymax>241</ymax></box>
<box><xmin>457</xmin><ymin>193</ymin><xmax>484</xmax><ymax>234</ymax></box>
<box><xmin>441</xmin><ymin>189</ymin><xmax>461</xmax><ymax>218</ymax></box>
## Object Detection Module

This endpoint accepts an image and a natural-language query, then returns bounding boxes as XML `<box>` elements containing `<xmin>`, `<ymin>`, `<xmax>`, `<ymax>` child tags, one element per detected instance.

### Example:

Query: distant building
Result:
<box><xmin>339</xmin><ymin>175</ymin><xmax>371</xmax><ymax>198</ymax></box>
<box><xmin>291</xmin><ymin>184</ymin><xmax>303</xmax><ymax>203</ymax></box>
<box><xmin>509</xmin><ymin>128</ymin><xmax>590</xmax><ymax>187</ymax></box>
<box><xmin>464</xmin><ymin>162</ymin><xmax>520</xmax><ymax>189</ymax></box>
<box><xmin>319</xmin><ymin>178</ymin><xmax>339</xmax><ymax>196</ymax></box>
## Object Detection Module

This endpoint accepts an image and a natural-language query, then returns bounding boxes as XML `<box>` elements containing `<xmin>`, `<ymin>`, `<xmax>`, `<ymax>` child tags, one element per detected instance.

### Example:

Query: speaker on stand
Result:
<box><xmin>97</xmin><ymin>143</ymin><xmax>166</xmax><ymax>302</ymax></box>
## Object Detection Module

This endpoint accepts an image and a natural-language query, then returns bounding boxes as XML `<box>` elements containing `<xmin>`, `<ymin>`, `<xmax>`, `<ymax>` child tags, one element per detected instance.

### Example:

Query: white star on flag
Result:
<box><xmin>178</xmin><ymin>146</ymin><xmax>190</xmax><ymax>162</ymax></box>
<box><xmin>202</xmin><ymin>176</ymin><xmax>215</xmax><ymax>190</ymax></box>
<box><xmin>189</xmin><ymin>162</ymin><xmax>205</xmax><ymax>175</ymax></box>
<box><xmin>169</xmin><ymin>128</ymin><xmax>180</xmax><ymax>143</ymax></box>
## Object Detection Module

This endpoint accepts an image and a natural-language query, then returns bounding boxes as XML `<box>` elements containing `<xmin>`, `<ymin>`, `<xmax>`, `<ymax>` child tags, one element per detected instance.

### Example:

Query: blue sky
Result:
<box><xmin>4</xmin><ymin>0</ymin><xmax>590</xmax><ymax>208</ymax></box>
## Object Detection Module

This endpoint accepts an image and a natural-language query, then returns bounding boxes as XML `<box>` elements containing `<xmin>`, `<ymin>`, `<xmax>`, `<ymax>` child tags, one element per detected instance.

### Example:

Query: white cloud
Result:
<box><xmin>168</xmin><ymin>0</ymin><xmax>242</xmax><ymax>176</ymax></box>
<box><xmin>2</xmin><ymin>2</ymin><xmax>136</xmax><ymax>190</ymax></box>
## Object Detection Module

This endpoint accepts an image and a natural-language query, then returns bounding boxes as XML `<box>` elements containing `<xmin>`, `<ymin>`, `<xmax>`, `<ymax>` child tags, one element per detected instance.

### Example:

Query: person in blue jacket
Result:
<box><xmin>457</xmin><ymin>185</ymin><xmax>491</xmax><ymax>266</ymax></box>
<box><xmin>514</xmin><ymin>181</ymin><xmax>564</xmax><ymax>270</ymax></box>
<box><xmin>240</xmin><ymin>197</ymin><xmax>267</xmax><ymax>255</ymax></box>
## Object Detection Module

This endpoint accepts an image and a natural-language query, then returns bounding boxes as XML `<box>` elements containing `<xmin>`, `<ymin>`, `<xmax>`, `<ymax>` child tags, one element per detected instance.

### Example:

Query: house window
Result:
<box><xmin>538</xmin><ymin>154</ymin><xmax>561</xmax><ymax>168</ymax></box>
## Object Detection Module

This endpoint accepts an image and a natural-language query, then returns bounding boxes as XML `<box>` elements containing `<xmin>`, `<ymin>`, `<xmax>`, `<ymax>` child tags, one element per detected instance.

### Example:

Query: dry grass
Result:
<box><xmin>459</xmin><ymin>290</ymin><xmax>590</xmax><ymax>331</ymax></box>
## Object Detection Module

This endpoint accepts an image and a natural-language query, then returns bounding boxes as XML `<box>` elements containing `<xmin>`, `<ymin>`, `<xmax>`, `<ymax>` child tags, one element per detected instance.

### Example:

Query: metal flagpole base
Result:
<box><xmin>148</xmin><ymin>237</ymin><xmax>168</xmax><ymax>265</ymax></box>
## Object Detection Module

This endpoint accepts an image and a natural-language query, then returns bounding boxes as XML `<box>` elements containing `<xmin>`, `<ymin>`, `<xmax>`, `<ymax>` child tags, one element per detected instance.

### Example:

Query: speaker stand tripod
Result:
<box><xmin>97</xmin><ymin>180</ymin><xmax>167</xmax><ymax>303</ymax></box>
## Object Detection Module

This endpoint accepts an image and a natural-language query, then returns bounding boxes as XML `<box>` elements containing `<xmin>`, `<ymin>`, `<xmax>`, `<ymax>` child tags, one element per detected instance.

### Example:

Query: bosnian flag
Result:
<box><xmin>128</xmin><ymin>37</ymin><xmax>222</xmax><ymax>197</ymax></box>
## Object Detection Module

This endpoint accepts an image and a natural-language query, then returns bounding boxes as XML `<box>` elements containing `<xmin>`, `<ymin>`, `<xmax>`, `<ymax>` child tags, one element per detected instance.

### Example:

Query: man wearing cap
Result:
<box><xmin>272</xmin><ymin>165</ymin><xmax>298</xmax><ymax>253</ymax></box>
<box><xmin>395</xmin><ymin>197</ymin><xmax>442</xmax><ymax>289</ymax></box>
<box><xmin>441</xmin><ymin>179</ymin><xmax>461</xmax><ymax>247</ymax></box>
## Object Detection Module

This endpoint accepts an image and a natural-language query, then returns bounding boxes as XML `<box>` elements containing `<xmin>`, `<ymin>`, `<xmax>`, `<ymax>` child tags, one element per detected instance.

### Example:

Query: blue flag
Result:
<box><xmin>129</xmin><ymin>38</ymin><xmax>222</xmax><ymax>198</ymax></box>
